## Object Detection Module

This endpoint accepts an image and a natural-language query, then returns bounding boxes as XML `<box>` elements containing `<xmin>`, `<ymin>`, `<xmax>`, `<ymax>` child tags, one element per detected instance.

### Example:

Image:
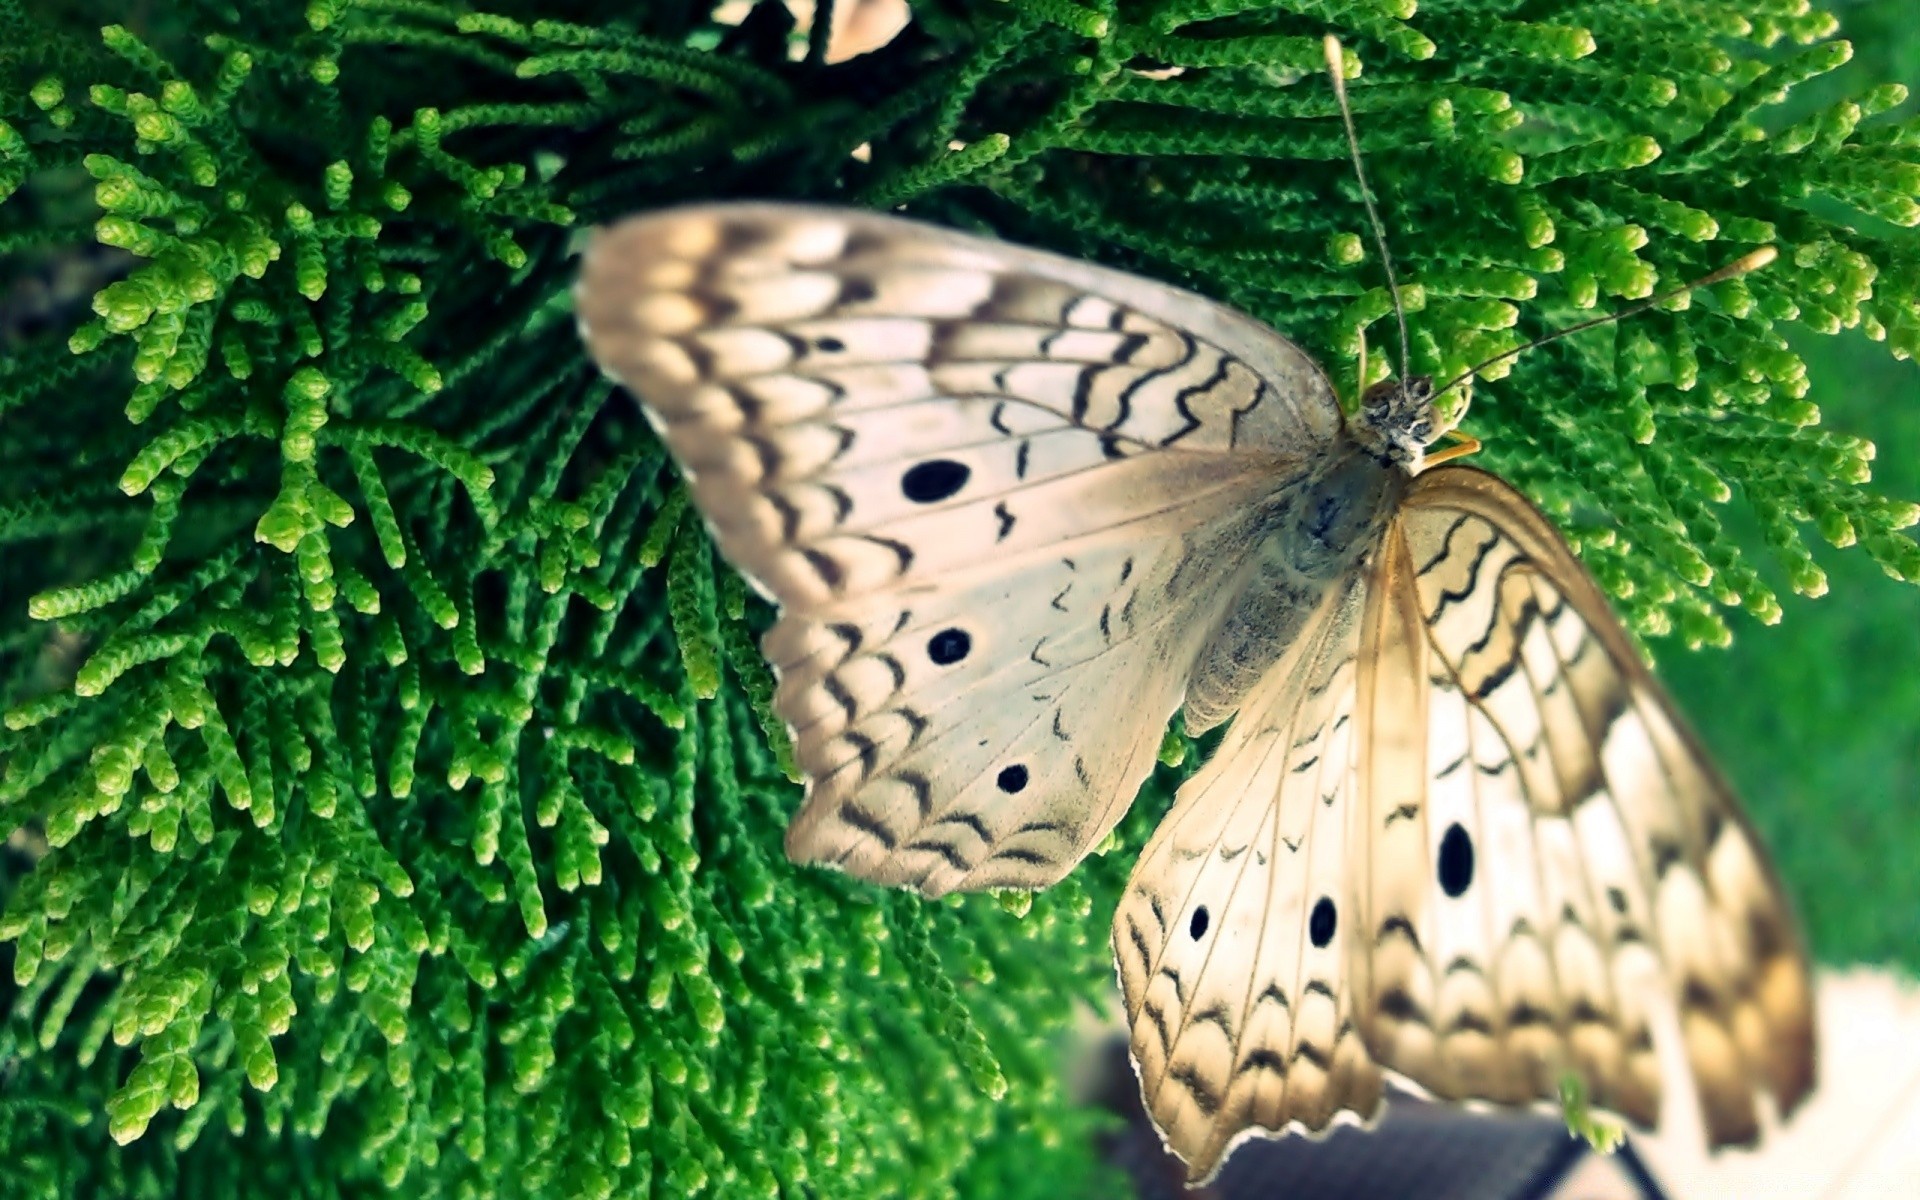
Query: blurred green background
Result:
<box><xmin>1660</xmin><ymin>0</ymin><xmax>1920</xmax><ymax>969</ymax></box>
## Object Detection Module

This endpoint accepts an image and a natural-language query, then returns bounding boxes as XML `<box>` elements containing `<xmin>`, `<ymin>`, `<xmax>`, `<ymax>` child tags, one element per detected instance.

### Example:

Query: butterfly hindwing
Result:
<box><xmin>1113</xmin><ymin>574</ymin><xmax>1383</xmax><ymax>1183</ymax></box>
<box><xmin>1357</xmin><ymin>465</ymin><xmax>1815</xmax><ymax>1145</ymax></box>
<box><xmin>576</xmin><ymin>204</ymin><xmax>1346</xmax><ymax>895</ymax></box>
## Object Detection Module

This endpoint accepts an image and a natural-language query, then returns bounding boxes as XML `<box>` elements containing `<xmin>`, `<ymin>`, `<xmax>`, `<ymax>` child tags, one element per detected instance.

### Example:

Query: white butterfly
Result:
<box><xmin>574</xmin><ymin>202</ymin><xmax>1815</xmax><ymax>1183</ymax></box>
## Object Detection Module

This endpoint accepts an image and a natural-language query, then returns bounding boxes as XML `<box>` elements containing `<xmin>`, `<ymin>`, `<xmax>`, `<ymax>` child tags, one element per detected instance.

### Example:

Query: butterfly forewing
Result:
<box><xmin>576</xmin><ymin>205</ymin><xmax>1345</xmax><ymax>895</ymax></box>
<box><xmin>1357</xmin><ymin>465</ymin><xmax>1815</xmax><ymax>1144</ymax></box>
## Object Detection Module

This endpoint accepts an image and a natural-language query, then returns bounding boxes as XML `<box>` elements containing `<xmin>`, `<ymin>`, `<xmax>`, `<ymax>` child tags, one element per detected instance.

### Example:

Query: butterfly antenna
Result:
<box><xmin>1435</xmin><ymin>246</ymin><xmax>1779</xmax><ymax>397</ymax></box>
<box><xmin>1324</xmin><ymin>36</ymin><xmax>1412</xmax><ymax>386</ymax></box>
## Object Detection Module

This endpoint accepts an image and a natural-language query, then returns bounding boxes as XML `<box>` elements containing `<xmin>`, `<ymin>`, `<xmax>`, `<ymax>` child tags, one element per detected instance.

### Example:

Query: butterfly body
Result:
<box><xmin>575</xmin><ymin>204</ymin><xmax>1813</xmax><ymax>1185</ymax></box>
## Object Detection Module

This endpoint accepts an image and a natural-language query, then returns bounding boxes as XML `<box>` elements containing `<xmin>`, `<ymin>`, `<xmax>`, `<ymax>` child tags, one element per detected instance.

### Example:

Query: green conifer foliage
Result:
<box><xmin>0</xmin><ymin>0</ymin><xmax>1913</xmax><ymax>1196</ymax></box>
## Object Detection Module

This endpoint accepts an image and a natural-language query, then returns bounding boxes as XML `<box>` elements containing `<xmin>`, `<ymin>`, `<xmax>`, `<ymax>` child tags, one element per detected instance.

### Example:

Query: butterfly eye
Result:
<box><xmin>1438</xmin><ymin>823</ymin><xmax>1474</xmax><ymax>897</ymax></box>
<box><xmin>1189</xmin><ymin>906</ymin><xmax>1209</xmax><ymax>940</ymax></box>
<box><xmin>1411</xmin><ymin>421</ymin><xmax>1432</xmax><ymax>440</ymax></box>
<box><xmin>995</xmin><ymin>764</ymin><xmax>1029</xmax><ymax>793</ymax></box>
<box><xmin>901</xmin><ymin>459</ymin><xmax>970</xmax><ymax>504</ymax></box>
<box><xmin>926</xmin><ymin>627</ymin><xmax>971</xmax><ymax>665</ymax></box>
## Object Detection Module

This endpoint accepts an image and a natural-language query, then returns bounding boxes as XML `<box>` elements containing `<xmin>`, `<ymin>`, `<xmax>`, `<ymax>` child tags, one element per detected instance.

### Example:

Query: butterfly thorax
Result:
<box><xmin>1183</xmin><ymin>375</ymin><xmax>1448</xmax><ymax>733</ymax></box>
<box><xmin>1181</xmin><ymin>439</ymin><xmax>1407</xmax><ymax>735</ymax></box>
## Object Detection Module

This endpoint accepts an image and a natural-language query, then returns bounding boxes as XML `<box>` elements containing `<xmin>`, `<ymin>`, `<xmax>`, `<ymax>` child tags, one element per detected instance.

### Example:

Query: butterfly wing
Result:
<box><xmin>1356</xmin><ymin>464</ymin><xmax>1815</xmax><ymax>1145</ymax></box>
<box><xmin>576</xmin><ymin>204</ymin><xmax>1345</xmax><ymax>895</ymax></box>
<box><xmin>1112</xmin><ymin>572</ymin><xmax>1384</xmax><ymax>1184</ymax></box>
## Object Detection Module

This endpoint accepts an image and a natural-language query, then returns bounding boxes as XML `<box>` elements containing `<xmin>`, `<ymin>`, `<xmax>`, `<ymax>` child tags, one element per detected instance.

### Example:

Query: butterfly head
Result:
<box><xmin>1355</xmin><ymin>375</ymin><xmax>1461</xmax><ymax>471</ymax></box>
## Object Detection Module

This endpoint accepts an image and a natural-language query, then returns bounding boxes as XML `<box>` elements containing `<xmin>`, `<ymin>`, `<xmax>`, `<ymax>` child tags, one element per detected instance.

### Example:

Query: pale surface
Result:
<box><xmin>1640</xmin><ymin>969</ymin><xmax>1920</xmax><ymax>1200</ymax></box>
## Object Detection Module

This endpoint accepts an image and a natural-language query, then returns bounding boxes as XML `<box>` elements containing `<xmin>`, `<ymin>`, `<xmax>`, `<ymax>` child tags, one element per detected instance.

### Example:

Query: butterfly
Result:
<box><xmin>574</xmin><ymin>201</ymin><xmax>1815</xmax><ymax>1183</ymax></box>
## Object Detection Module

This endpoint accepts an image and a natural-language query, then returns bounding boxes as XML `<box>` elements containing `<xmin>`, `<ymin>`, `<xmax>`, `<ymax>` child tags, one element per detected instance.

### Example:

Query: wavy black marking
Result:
<box><xmin>823</xmin><ymin>674</ymin><xmax>857</xmax><ymax>722</ymax></box>
<box><xmin>1426</xmin><ymin>531</ymin><xmax>1503</xmax><ymax>620</ymax></box>
<box><xmin>1416</xmin><ymin>514</ymin><xmax>1474</xmax><ymax>576</ymax></box>
<box><xmin>1227</xmin><ymin>380</ymin><xmax>1268</xmax><ymax>448</ymax></box>
<box><xmin>1119</xmin><ymin>556</ymin><xmax>1134</xmax><ymax>584</ymax></box>
<box><xmin>1282</xmin><ymin>836</ymin><xmax>1302</xmax><ymax>853</ymax></box>
<box><xmin>931</xmin><ymin>812</ymin><xmax>991</xmax><ymax>841</ymax></box>
<box><xmin>1304</xmin><ymin>981</ymin><xmax>1335</xmax><ymax>1001</ymax></box>
<box><xmin>839</xmin><ymin>803</ymin><xmax>897</xmax><ymax>849</ymax></box>
<box><xmin>1123</xmin><ymin>914</ymin><xmax>1153</xmax><ymax>977</ymax></box>
<box><xmin>1291</xmin><ymin>755</ymin><xmax>1321</xmax><ymax>775</ymax></box>
<box><xmin>1111</xmin><ymin>332</ymin><xmax>1198</xmax><ymax>434</ymax></box>
<box><xmin>987</xmin><ymin>845</ymin><xmax>1050</xmax><ymax>866</ymax></box>
<box><xmin>994</xmin><ymin>501</ymin><xmax>1015</xmax><ymax>541</ymax></box>
<box><xmin>1160</xmin><ymin>348</ymin><xmax>1230</xmax><ymax>447</ymax></box>
<box><xmin>1050</xmin><ymin>584</ymin><xmax>1072</xmax><ymax>612</ymax></box>
<box><xmin>1030</xmin><ymin>640</ymin><xmax>1052</xmax><ymax>667</ymax></box>
<box><xmin>1306</xmin><ymin>655</ymin><xmax>1355</xmax><ymax>700</ymax></box>
<box><xmin>1384</xmin><ymin>803</ymin><xmax>1419</xmax><ymax>827</ymax></box>
<box><xmin>1099</xmin><ymin>603</ymin><xmax>1112</xmax><ymax>641</ymax></box>
<box><xmin>1377</xmin><ymin>915</ymin><xmax>1421</xmax><ymax>951</ymax></box>
<box><xmin>878</xmin><ymin>653</ymin><xmax>906</xmax><ymax>691</ymax></box>
<box><xmin>802</xmin><ymin>548</ymin><xmax>844</xmax><ymax>589</ymax></box>
<box><xmin>1073</xmin><ymin>754</ymin><xmax>1091</xmax><ymax>787</ymax></box>
<box><xmin>1444</xmin><ymin>956</ymin><xmax>1484</xmax><ymax>977</ymax></box>
<box><xmin>1469</xmin><ymin>655</ymin><xmax>1520</xmax><ymax>703</ymax></box>
<box><xmin>1069</xmin><ymin>365</ymin><xmax>1098</xmax><ymax>425</ymax></box>
<box><xmin>1379</xmin><ymin>988</ymin><xmax>1427</xmax><ymax>1023</ymax></box>
<box><xmin>1651</xmin><ymin>839</ymin><xmax>1684</xmax><ymax>877</ymax></box>
<box><xmin>1219</xmin><ymin>844</ymin><xmax>1246</xmax><ymax>862</ymax></box>
<box><xmin>989</xmin><ymin>400</ymin><xmax>1011</xmax><ymax>434</ymax></box>
<box><xmin>1295</xmin><ymin>1041</ymin><xmax>1330</xmax><ymax>1070</ymax></box>
<box><xmin>1445</xmin><ymin>1010</ymin><xmax>1494</xmax><ymax>1036</ymax></box>
<box><xmin>766</xmin><ymin>491</ymin><xmax>803</xmax><ymax>542</ymax></box>
<box><xmin>826</xmin><ymin>622</ymin><xmax>862</xmax><ymax>659</ymax></box>
<box><xmin>1114</xmin><ymin>332</ymin><xmax>1151</xmax><ymax>364</ymax></box>
<box><xmin>1190</xmin><ymin>1003</ymin><xmax>1234</xmax><ymax>1035</ymax></box>
<box><xmin>1051</xmin><ymin>711</ymin><xmax>1069</xmax><ymax>741</ymax></box>
<box><xmin>1147</xmin><ymin>895</ymin><xmax>1168</xmax><ymax>933</ymax></box>
<box><xmin>1254</xmin><ymin>984</ymin><xmax>1291</xmax><ymax>1014</ymax></box>
<box><xmin>906</xmin><ymin>837</ymin><xmax>967</xmax><ymax>871</ymax></box>
<box><xmin>1015</xmin><ymin>439</ymin><xmax>1031</xmax><ymax>479</ymax></box>
<box><xmin>1507</xmin><ymin>1002</ymin><xmax>1554</xmax><ymax>1029</ymax></box>
<box><xmin>1013</xmin><ymin>819</ymin><xmax>1067</xmax><ymax>836</ymax></box>
<box><xmin>1239</xmin><ymin>1049</ymin><xmax>1288</xmax><ymax>1078</ymax></box>
<box><xmin>1168</xmin><ymin>1064</ymin><xmax>1221</xmax><ymax>1116</ymax></box>
<box><xmin>896</xmin><ymin>770</ymin><xmax>932</xmax><ymax>817</ymax></box>
<box><xmin>863</xmin><ymin>534</ymin><xmax>914</xmax><ymax>574</ymax></box>
<box><xmin>843</xmin><ymin>730</ymin><xmax>878</xmax><ymax>781</ymax></box>
<box><xmin>1140</xmin><ymin>998</ymin><xmax>1172</xmax><ymax>1054</ymax></box>
<box><xmin>1467</xmin><ymin>590</ymin><xmax>1540</xmax><ymax>658</ymax></box>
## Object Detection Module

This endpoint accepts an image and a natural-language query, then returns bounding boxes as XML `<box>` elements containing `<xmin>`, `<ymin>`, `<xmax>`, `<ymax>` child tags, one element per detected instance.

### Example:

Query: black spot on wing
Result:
<box><xmin>1189</xmin><ymin>906</ymin><xmax>1210</xmax><ymax>940</ymax></box>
